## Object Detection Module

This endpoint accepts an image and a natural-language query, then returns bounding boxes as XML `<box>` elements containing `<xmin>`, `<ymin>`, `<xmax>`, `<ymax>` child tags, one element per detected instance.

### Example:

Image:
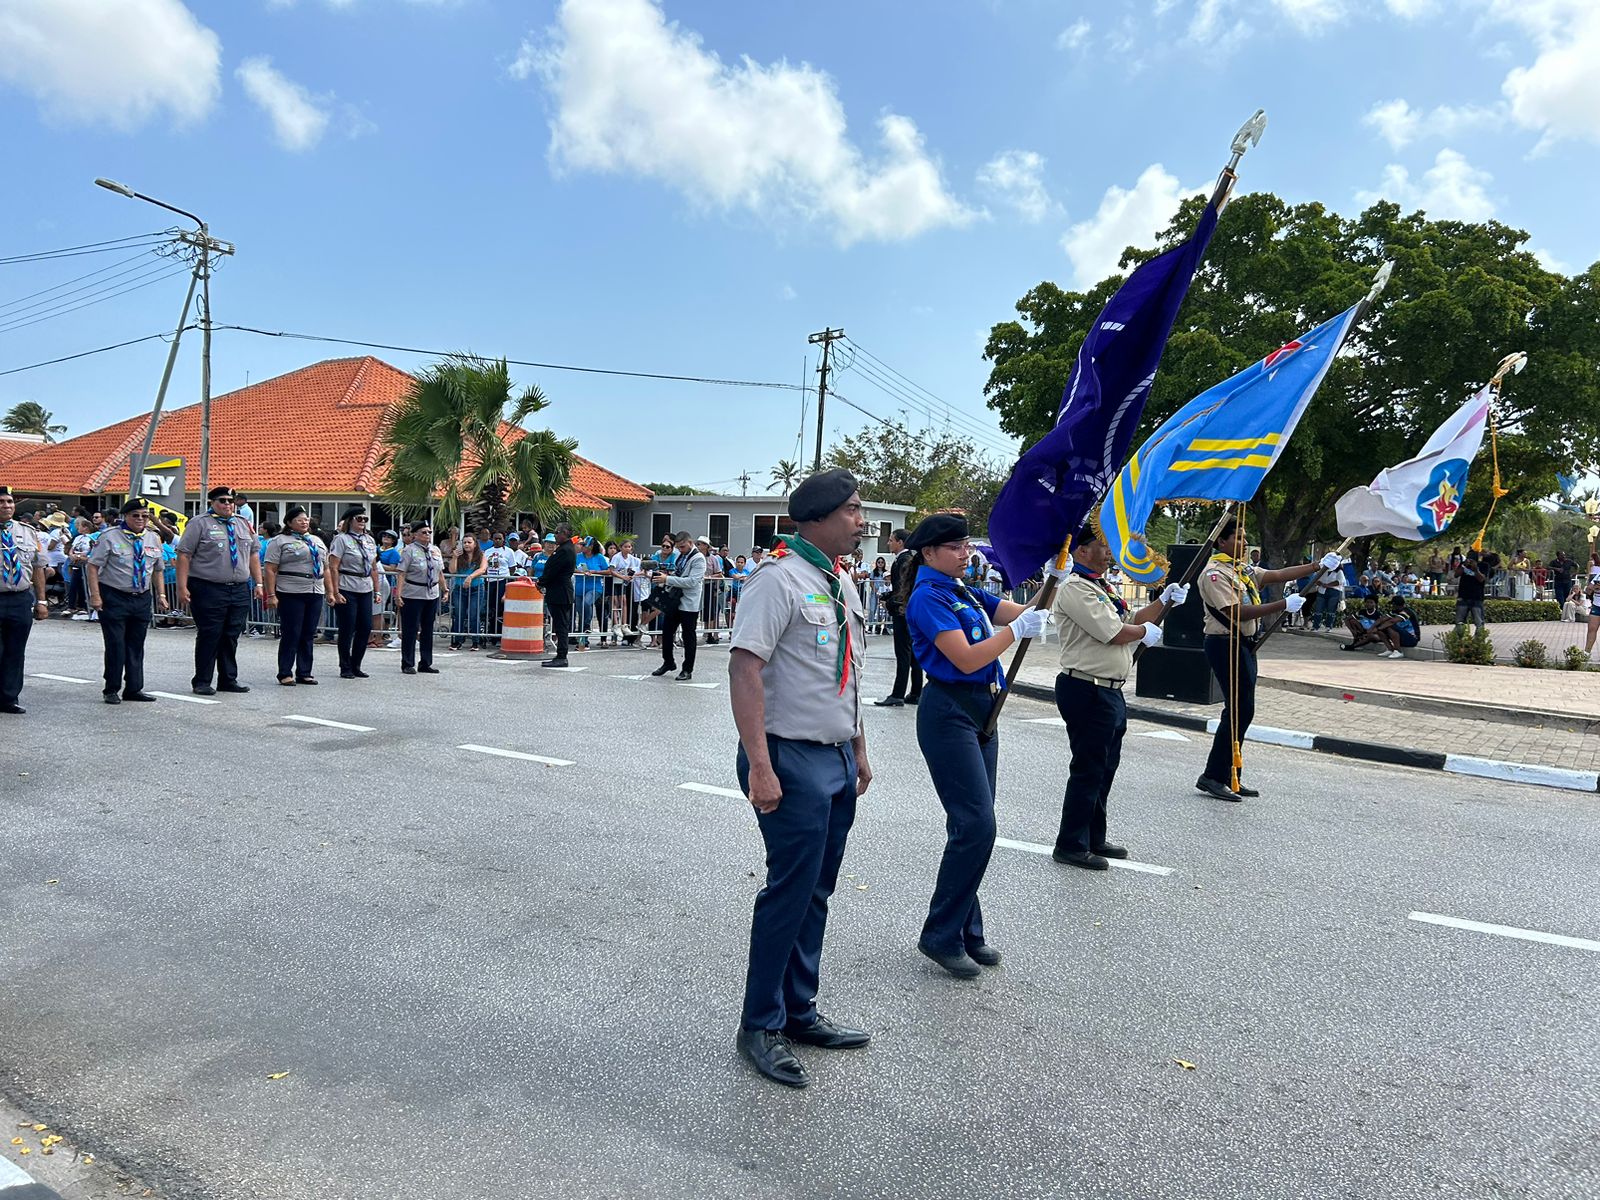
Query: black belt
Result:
<box><xmin>277</xmin><ymin>570</ymin><xmax>317</xmax><ymax>578</ymax></box>
<box><xmin>337</xmin><ymin>567</ymin><xmax>371</xmax><ymax>575</ymax></box>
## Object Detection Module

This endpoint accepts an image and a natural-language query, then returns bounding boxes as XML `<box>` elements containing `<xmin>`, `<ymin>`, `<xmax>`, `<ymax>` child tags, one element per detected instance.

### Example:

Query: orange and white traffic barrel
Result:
<box><xmin>497</xmin><ymin>578</ymin><xmax>544</xmax><ymax>658</ymax></box>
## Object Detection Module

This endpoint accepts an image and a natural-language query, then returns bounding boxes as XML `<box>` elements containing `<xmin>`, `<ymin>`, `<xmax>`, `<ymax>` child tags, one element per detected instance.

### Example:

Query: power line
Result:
<box><xmin>840</xmin><ymin>334</ymin><xmax>1016</xmax><ymax>452</ymax></box>
<box><xmin>0</xmin><ymin>264</ymin><xmax>192</xmax><ymax>335</ymax></box>
<box><xmin>0</xmin><ymin>249</ymin><xmax>164</xmax><ymax>316</ymax></box>
<box><xmin>211</xmin><ymin>325</ymin><xmax>810</xmax><ymax>391</ymax></box>
<box><xmin>0</xmin><ymin>328</ymin><xmax>195</xmax><ymax>379</ymax></box>
<box><xmin>0</xmin><ymin>252</ymin><xmax>169</xmax><ymax>322</ymax></box>
<box><xmin>0</xmin><ymin>231</ymin><xmax>172</xmax><ymax>266</ymax></box>
<box><xmin>837</xmin><ymin>354</ymin><xmax>1015</xmax><ymax>457</ymax></box>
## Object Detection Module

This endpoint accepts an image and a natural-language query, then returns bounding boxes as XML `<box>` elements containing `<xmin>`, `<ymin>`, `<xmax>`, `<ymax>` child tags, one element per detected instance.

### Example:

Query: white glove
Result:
<box><xmin>1045</xmin><ymin>563</ymin><xmax>1070</xmax><ymax>581</ymax></box>
<box><xmin>1008</xmin><ymin>607</ymin><xmax>1049</xmax><ymax>640</ymax></box>
<box><xmin>1139</xmin><ymin>622</ymin><xmax>1163</xmax><ymax>647</ymax></box>
<box><xmin>1160</xmin><ymin>583</ymin><xmax>1190</xmax><ymax>605</ymax></box>
<box><xmin>1284</xmin><ymin>594</ymin><xmax>1306</xmax><ymax>613</ymax></box>
<box><xmin>1319</xmin><ymin>552</ymin><xmax>1342</xmax><ymax>570</ymax></box>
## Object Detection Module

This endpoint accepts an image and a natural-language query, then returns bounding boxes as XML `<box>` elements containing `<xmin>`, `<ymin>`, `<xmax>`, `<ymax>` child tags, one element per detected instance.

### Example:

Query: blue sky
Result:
<box><xmin>2</xmin><ymin>0</ymin><xmax>1595</xmax><ymax>491</ymax></box>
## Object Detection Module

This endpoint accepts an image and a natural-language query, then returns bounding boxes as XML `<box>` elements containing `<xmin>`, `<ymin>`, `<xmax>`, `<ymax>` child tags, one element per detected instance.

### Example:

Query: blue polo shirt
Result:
<box><xmin>905</xmin><ymin>565</ymin><xmax>1006</xmax><ymax>688</ymax></box>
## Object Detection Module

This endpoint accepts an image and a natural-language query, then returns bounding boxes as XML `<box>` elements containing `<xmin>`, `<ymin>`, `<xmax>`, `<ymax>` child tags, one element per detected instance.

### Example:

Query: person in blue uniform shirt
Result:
<box><xmin>729</xmin><ymin>467</ymin><xmax>872</xmax><ymax>1089</ymax></box>
<box><xmin>903</xmin><ymin>513</ymin><xmax>1053</xmax><ymax>979</ymax></box>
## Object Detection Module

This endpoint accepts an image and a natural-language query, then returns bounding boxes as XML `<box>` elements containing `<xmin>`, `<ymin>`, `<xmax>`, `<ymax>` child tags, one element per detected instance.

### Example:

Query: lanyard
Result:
<box><xmin>215</xmin><ymin>514</ymin><xmax>239</xmax><ymax>570</ymax></box>
<box><xmin>121</xmin><ymin>525</ymin><xmax>147</xmax><ymax>590</ymax></box>
<box><xmin>294</xmin><ymin>533</ymin><xmax>321</xmax><ymax>575</ymax></box>
<box><xmin>0</xmin><ymin>523</ymin><xmax>19</xmax><ymax>587</ymax></box>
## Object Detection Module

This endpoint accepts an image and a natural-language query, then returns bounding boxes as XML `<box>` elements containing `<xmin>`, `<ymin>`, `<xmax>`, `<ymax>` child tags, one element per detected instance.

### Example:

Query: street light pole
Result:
<box><xmin>94</xmin><ymin>178</ymin><xmax>234</xmax><ymax>503</ymax></box>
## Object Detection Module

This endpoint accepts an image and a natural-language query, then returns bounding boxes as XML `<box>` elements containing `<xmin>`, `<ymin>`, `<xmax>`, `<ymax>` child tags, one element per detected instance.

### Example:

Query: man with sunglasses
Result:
<box><xmin>176</xmin><ymin>486</ymin><xmax>263</xmax><ymax>696</ymax></box>
<box><xmin>87</xmin><ymin>499</ymin><xmax>168</xmax><ymax>704</ymax></box>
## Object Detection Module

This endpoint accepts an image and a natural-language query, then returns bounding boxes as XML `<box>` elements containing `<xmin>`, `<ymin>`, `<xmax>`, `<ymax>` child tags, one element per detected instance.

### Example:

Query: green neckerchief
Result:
<box><xmin>787</xmin><ymin>534</ymin><xmax>852</xmax><ymax>692</ymax></box>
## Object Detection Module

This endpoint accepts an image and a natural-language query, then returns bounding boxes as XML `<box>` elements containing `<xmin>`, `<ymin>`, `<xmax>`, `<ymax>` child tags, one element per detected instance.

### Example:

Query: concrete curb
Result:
<box><xmin>0</xmin><ymin>1155</ymin><xmax>63</xmax><ymax>1199</ymax></box>
<box><xmin>1009</xmin><ymin>680</ymin><xmax>1600</xmax><ymax>794</ymax></box>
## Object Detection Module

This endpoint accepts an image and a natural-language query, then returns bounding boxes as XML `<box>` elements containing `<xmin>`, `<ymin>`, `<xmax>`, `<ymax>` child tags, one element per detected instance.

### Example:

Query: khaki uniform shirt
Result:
<box><xmin>1198</xmin><ymin>556</ymin><xmax>1264</xmax><ymax>637</ymax></box>
<box><xmin>399</xmin><ymin>542</ymin><xmax>444</xmax><ymax>600</ymax></box>
<box><xmin>1053</xmin><ymin>574</ymin><xmax>1137</xmax><ymax>680</ymax></box>
<box><xmin>730</xmin><ymin>552</ymin><xmax>864</xmax><ymax>744</ymax></box>
<box><xmin>87</xmin><ymin>527</ymin><xmax>163</xmax><ymax>593</ymax></box>
<box><xmin>265</xmin><ymin>534</ymin><xmax>328</xmax><ymax>595</ymax></box>
<box><xmin>178</xmin><ymin>513</ymin><xmax>258</xmax><ymax>583</ymax></box>
<box><xmin>329</xmin><ymin>532</ymin><xmax>378</xmax><ymax>593</ymax></box>
<box><xmin>0</xmin><ymin>521</ymin><xmax>45</xmax><ymax>593</ymax></box>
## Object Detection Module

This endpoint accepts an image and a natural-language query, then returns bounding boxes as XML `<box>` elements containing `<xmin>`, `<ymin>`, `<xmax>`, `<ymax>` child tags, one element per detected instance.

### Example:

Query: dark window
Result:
<box><xmin>651</xmin><ymin>512</ymin><xmax>673</xmax><ymax>545</ymax></box>
<box><xmin>752</xmin><ymin>514</ymin><xmax>796</xmax><ymax>550</ymax></box>
<box><xmin>708</xmin><ymin>514</ymin><xmax>730</xmax><ymax>549</ymax></box>
<box><xmin>616</xmin><ymin>507</ymin><xmax>635</xmax><ymax>534</ymax></box>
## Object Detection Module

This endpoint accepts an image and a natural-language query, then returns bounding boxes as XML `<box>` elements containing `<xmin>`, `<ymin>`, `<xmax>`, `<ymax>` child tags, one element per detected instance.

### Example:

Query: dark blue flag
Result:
<box><xmin>987</xmin><ymin>199</ymin><xmax>1220</xmax><ymax>587</ymax></box>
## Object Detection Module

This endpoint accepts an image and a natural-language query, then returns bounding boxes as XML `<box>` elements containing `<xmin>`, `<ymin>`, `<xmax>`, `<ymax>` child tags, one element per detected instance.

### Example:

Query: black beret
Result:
<box><xmin>120</xmin><ymin>499</ymin><xmax>149</xmax><ymax>515</ymax></box>
<box><xmin>207</xmin><ymin>486</ymin><xmax>234</xmax><ymax>501</ymax></box>
<box><xmin>0</xmin><ymin>485</ymin><xmax>10</xmax><ymax>497</ymax></box>
<box><xmin>341</xmin><ymin>506</ymin><xmax>368</xmax><ymax>522</ymax></box>
<box><xmin>905</xmin><ymin>513</ymin><xmax>968</xmax><ymax>550</ymax></box>
<box><xmin>408</xmin><ymin>519</ymin><xmax>431</xmax><ymax>534</ymax></box>
<box><xmin>284</xmin><ymin>505</ymin><xmax>308</xmax><ymax>523</ymax></box>
<box><xmin>788</xmin><ymin>468</ymin><xmax>859</xmax><ymax>522</ymax></box>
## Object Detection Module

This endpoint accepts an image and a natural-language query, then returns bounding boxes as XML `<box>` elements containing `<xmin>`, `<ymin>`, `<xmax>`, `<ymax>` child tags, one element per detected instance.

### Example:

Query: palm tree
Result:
<box><xmin>3</xmin><ymin>401</ymin><xmax>66</xmax><ymax>442</ymax></box>
<box><xmin>770</xmin><ymin>458</ymin><xmax>802</xmax><ymax>496</ymax></box>
<box><xmin>379</xmin><ymin>356</ymin><xmax>577</xmax><ymax>533</ymax></box>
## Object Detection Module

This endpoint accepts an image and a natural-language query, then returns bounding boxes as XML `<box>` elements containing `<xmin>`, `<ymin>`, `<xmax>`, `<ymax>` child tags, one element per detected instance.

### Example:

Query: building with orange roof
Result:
<box><xmin>0</xmin><ymin>357</ymin><xmax>654</xmax><ymax>535</ymax></box>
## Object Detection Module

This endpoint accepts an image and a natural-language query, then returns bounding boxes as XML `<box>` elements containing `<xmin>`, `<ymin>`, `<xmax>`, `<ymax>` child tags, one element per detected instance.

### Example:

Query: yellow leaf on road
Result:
<box><xmin>10</xmin><ymin>1137</ymin><xmax>22</xmax><ymax>1145</ymax></box>
<box><xmin>1173</xmin><ymin>1058</ymin><xmax>1197</xmax><ymax>1070</ymax></box>
<box><xmin>266</xmin><ymin>1071</ymin><xmax>291</xmax><ymax>1080</ymax></box>
<box><xmin>18</xmin><ymin>1148</ymin><xmax>28</xmax><ymax>1155</ymax></box>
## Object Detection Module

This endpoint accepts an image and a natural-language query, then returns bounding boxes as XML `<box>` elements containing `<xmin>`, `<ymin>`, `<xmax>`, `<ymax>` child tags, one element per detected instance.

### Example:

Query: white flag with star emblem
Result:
<box><xmin>1334</xmin><ymin>387</ymin><xmax>1491</xmax><ymax>541</ymax></box>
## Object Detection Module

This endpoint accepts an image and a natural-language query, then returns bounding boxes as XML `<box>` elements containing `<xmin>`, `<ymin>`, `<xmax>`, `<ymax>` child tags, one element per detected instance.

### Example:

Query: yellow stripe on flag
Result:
<box><xmin>1185</xmin><ymin>434</ymin><xmax>1280</xmax><ymax>451</ymax></box>
<box><xmin>1168</xmin><ymin>454</ymin><xmax>1273</xmax><ymax>471</ymax></box>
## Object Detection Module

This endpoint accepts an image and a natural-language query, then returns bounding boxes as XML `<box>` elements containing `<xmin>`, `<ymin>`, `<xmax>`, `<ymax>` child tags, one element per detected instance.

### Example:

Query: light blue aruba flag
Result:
<box><xmin>1099</xmin><ymin>303</ymin><xmax>1361</xmax><ymax>583</ymax></box>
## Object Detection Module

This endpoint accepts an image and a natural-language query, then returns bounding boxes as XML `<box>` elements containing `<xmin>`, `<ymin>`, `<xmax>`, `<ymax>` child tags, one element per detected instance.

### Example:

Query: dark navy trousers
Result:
<box><xmin>1203</xmin><ymin>635</ymin><xmax>1257</xmax><ymax>784</ymax></box>
<box><xmin>0</xmin><ymin>590</ymin><xmax>34</xmax><ymax>705</ymax></box>
<box><xmin>1052</xmin><ymin>673</ymin><xmax>1127</xmax><ymax>855</ymax></box>
<box><xmin>916</xmin><ymin>681</ymin><xmax>998</xmax><ymax>955</ymax></box>
<box><xmin>737</xmin><ymin>734</ymin><xmax>857</xmax><ymax>1032</ymax></box>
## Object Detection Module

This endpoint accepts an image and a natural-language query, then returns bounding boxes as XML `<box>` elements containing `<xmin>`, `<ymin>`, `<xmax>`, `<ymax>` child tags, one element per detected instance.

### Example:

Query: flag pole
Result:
<box><xmin>1470</xmin><ymin>351</ymin><xmax>1527</xmax><ymax>551</ymax></box>
<box><xmin>979</xmin><ymin>109</ymin><xmax>1269</xmax><ymax>737</ymax></box>
<box><xmin>1130</xmin><ymin>501</ymin><xmax>1237</xmax><ymax>665</ymax></box>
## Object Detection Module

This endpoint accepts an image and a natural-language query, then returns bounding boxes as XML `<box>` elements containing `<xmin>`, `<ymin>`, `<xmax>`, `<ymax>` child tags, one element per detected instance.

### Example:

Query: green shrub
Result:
<box><xmin>1442</xmin><ymin>625</ymin><xmax>1496</xmax><ymax>665</ymax></box>
<box><xmin>1512</xmin><ymin>638</ymin><xmax>1548</xmax><ymax>669</ymax></box>
<box><xmin>1564</xmin><ymin>645</ymin><xmax>1591</xmax><ymax>671</ymax></box>
<box><xmin>1407</xmin><ymin>598</ymin><xmax>1561</xmax><ymax>625</ymax></box>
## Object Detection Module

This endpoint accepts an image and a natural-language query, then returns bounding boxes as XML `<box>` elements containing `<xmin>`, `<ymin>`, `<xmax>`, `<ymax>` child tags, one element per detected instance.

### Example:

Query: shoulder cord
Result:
<box><xmin>1229</xmin><ymin>502</ymin><xmax>1246</xmax><ymax>792</ymax></box>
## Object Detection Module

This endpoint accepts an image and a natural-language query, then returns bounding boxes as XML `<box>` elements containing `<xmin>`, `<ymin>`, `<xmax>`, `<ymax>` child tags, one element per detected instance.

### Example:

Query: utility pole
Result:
<box><xmin>807</xmin><ymin>326</ymin><xmax>844</xmax><ymax>473</ymax></box>
<box><xmin>736</xmin><ymin>470</ymin><xmax>752</xmax><ymax>497</ymax></box>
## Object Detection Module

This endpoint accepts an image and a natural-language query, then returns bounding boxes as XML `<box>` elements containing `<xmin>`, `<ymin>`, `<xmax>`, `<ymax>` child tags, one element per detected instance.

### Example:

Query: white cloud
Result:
<box><xmin>1497</xmin><ymin>2</ymin><xmax>1600</xmax><ymax>146</ymax></box>
<box><xmin>1382</xmin><ymin>0</ymin><xmax>1435</xmax><ymax>15</ymax></box>
<box><xmin>525</xmin><ymin>0</ymin><xmax>975</xmax><ymax>246</ymax></box>
<box><xmin>0</xmin><ymin>0</ymin><xmax>220</xmax><ymax>128</ymax></box>
<box><xmin>1059</xmin><ymin>163</ymin><xmax>1205</xmax><ymax>288</ymax></box>
<box><xmin>1056</xmin><ymin>19</ymin><xmax>1090</xmax><ymax>51</ymax></box>
<box><xmin>977</xmin><ymin>150</ymin><xmax>1054</xmax><ymax>223</ymax></box>
<box><xmin>778</xmin><ymin>283</ymin><xmax>797</xmax><ymax>301</ymax></box>
<box><xmin>1530</xmin><ymin>246</ymin><xmax>1571</xmax><ymax>274</ymax></box>
<box><xmin>235</xmin><ymin>56</ymin><xmax>330</xmax><ymax>151</ymax></box>
<box><xmin>1183</xmin><ymin>0</ymin><xmax>1346</xmax><ymax>46</ymax></box>
<box><xmin>1355</xmin><ymin>148</ymin><xmax>1497</xmax><ymax>221</ymax></box>
<box><xmin>1362</xmin><ymin>98</ymin><xmax>1504</xmax><ymax>150</ymax></box>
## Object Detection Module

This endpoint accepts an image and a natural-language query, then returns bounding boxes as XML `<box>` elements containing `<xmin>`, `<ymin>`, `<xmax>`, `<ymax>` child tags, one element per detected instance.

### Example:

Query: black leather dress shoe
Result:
<box><xmin>217</xmin><ymin>682</ymin><xmax>250</xmax><ymax>694</ymax></box>
<box><xmin>351</xmin><ymin>669</ymin><xmax>370</xmax><ymax>678</ymax></box>
<box><xmin>340</xmin><ymin>670</ymin><xmax>355</xmax><ymax>679</ymax></box>
<box><xmin>1196</xmin><ymin>775</ymin><xmax>1243</xmax><ymax>802</ymax></box>
<box><xmin>905</xmin><ymin>695</ymin><xmax>920</xmax><ymax>706</ymax></box>
<box><xmin>296</xmin><ymin>676</ymin><xmax>318</xmax><ymax>685</ymax></box>
<box><xmin>1234</xmin><ymin>783</ymin><xmax>1260</xmax><ymax>798</ymax></box>
<box><xmin>675</xmin><ymin>670</ymin><xmax>693</xmax><ymax>681</ymax></box>
<box><xmin>736</xmin><ymin>1028</ymin><xmax>809</xmax><ymax>1088</ymax></box>
<box><xmin>418</xmin><ymin>665</ymin><xmax>439</xmax><ymax>674</ymax></box>
<box><xmin>784</xmin><ymin>1014</ymin><xmax>871</xmax><ymax>1050</ymax></box>
<box><xmin>103</xmin><ymin>692</ymin><xmax>121</xmax><ymax>704</ymax></box>
<box><xmin>966</xmin><ymin>943</ymin><xmax>1002</xmax><ymax>967</ymax></box>
<box><xmin>122</xmin><ymin>691</ymin><xmax>157</xmax><ymax>702</ymax></box>
<box><xmin>192</xmin><ymin>685</ymin><xmax>216</xmax><ymax>696</ymax></box>
<box><xmin>1093</xmin><ymin>843</ymin><xmax>1129</xmax><ymax>859</ymax></box>
<box><xmin>1052</xmin><ymin>849</ymin><xmax>1108</xmax><ymax>871</ymax></box>
<box><xmin>0</xmin><ymin>703</ymin><xmax>24</xmax><ymax>714</ymax></box>
<box><xmin>401</xmin><ymin>665</ymin><xmax>417</xmax><ymax>675</ymax></box>
<box><xmin>651</xmin><ymin>663</ymin><xmax>676</xmax><ymax>676</ymax></box>
<box><xmin>542</xmin><ymin>658</ymin><xmax>569</xmax><ymax>668</ymax></box>
<box><xmin>917</xmin><ymin>941</ymin><xmax>981</xmax><ymax>979</ymax></box>
<box><xmin>873</xmin><ymin>697</ymin><xmax>905</xmax><ymax>707</ymax></box>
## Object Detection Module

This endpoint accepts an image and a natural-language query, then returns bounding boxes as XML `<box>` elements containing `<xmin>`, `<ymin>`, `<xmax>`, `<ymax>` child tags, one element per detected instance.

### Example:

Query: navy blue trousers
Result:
<box><xmin>99</xmin><ymin>586</ymin><xmax>152</xmax><ymax>697</ymax></box>
<box><xmin>190</xmin><ymin>578</ymin><xmax>250</xmax><ymax>688</ymax></box>
<box><xmin>916</xmin><ymin>681</ymin><xmax>998</xmax><ymax>955</ymax></box>
<box><xmin>0</xmin><ymin>590</ymin><xmax>33</xmax><ymax>705</ymax></box>
<box><xmin>276</xmin><ymin>592</ymin><xmax>323</xmax><ymax>680</ymax></box>
<box><xmin>737</xmin><ymin>735</ymin><xmax>857</xmax><ymax>1032</ymax></box>
<box><xmin>1052</xmin><ymin>673</ymin><xmax>1126</xmax><ymax>855</ymax></box>
<box><xmin>1203</xmin><ymin>634</ymin><xmax>1257</xmax><ymax>784</ymax></box>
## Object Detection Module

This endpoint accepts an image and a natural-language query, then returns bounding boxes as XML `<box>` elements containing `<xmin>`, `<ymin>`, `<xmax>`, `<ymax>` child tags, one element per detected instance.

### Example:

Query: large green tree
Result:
<box><xmin>983</xmin><ymin>193</ymin><xmax>1600</xmax><ymax>566</ymax></box>
<box><xmin>2</xmin><ymin>400</ymin><xmax>66</xmax><ymax>442</ymax></box>
<box><xmin>380</xmin><ymin>356</ymin><xmax>576</xmax><ymax>532</ymax></box>
<box><xmin>824</xmin><ymin>421</ymin><xmax>1007</xmax><ymax>532</ymax></box>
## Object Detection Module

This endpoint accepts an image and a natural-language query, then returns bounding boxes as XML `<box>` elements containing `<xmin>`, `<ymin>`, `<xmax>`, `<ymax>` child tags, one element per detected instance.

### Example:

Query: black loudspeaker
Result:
<box><xmin>1135</xmin><ymin>645</ymin><xmax>1223</xmax><ymax>705</ymax></box>
<box><xmin>1161</xmin><ymin>542</ymin><xmax>1208</xmax><ymax>649</ymax></box>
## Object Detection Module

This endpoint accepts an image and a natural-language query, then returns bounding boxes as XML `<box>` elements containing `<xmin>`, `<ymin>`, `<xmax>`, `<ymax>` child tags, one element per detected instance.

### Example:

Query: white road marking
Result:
<box><xmin>1136</xmin><ymin>729</ymin><xmax>1191</xmax><ymax>742</ymax></box>
<box><xmin>31</xmin><ymin>673</ymin><xmax>93</xmax><ymax>684</ymax></box>
<box><xmin>148</xmin><ymin>690</ymin><xmax>220</xmax><ymax>705</ymax></box>
<box><xmin>457</xmin><ymin>743</ymin><xmax>574</xmax><ymax>767</ymax></box>
<box><xmin>1408</xmin><ymin>911</ymin><xmax>1600</xmax><ymax>954</ymax></box>
<box><xmin>678</xmin><ymin>782</ymin><xmax>746</xmax><ymax>799</ymax></box>
<box><xmin>284</xmin><ymin>715</ymin><xmax>375</xmax><ymax>732</ymax></box>
<box><xmin>993</xmin><ymin>836</ymin><xmax>1175</xmax><ymax>876</ymax></box>
<box><xmin>1019</xmin><ymin>716</ymin><xmax>1064</xmax><ymax>724</ymax></box>
<box><xmin>0</xmin><ymin>1157</ymin><xmax>35</xmax><ymax>1187</ymax></box>
<box><xmin>677</xmin><ymin>681</ymin><xmax>719</xmax><ymax>689</ymax></box>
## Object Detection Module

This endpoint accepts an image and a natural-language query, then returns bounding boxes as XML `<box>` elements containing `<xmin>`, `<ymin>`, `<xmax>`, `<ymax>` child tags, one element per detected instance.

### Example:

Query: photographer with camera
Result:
<box><xmin>650</xmin><ymin>531</ymin><xmax>705</xmax><ymax>681</ymax></box>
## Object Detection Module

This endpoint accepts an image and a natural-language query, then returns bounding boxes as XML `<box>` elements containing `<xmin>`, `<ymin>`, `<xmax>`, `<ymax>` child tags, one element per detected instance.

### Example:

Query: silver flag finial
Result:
<box><xmin>1366</xmin><ymin>260</ymin><xmax>1395</xmax><ymax>303</ymax></box>
<box><xmin>1231</xmin><ymin>109</ymin><xmax>1268</xmax><ymax>158</ymax></box>
<box><xmin>1493</xmin><ymin>351</ymin><xmax>1528</xmax><ymax>383</ymax></box>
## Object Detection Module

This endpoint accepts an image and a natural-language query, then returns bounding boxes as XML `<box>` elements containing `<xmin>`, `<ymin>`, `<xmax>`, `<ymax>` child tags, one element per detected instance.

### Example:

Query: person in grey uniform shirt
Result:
<box><xmin>87</xmin><ymin>499</ymin><xmax>168</xmax><ymax>704</ymax></box>
<box><xmin>396</xmin><ymin>519</ymin><xmax>444</xmax><ymax>674</ymax></box>
<box><xmin>729</xmin><ymin>468</ymin><xmax>873</xmax><ymax>1089</ymax></box>
<box><xmin>264</xmin><ymin>505</ymin><xmax>329</xmax><ymax>686</ymax></box>
<box><xmin>176</xmin><ymin>486</ymin><xmax>262</xmax><ymax>696</ymax></box>
<box><xmin>0</xmin><ymin>484</ymin><xmax>49</xmax><ymax>714</ymax></box>
<box><xmin>328</xmin><ymin>506</ymin><xmax>381</xmax><ymax>679</ymax></box>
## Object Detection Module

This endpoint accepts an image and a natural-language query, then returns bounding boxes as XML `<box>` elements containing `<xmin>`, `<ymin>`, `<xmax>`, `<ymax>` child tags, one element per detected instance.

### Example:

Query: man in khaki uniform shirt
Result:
<box><xmin>728</xmin><ymin>468</ymin><xmax>872</xmax><ymax>1090</ymax></box>
<box><xmin>0</xmin><ymin>484</ymin><xmax>48</xmax><ymax>713</ymax></box>
<box><xmin>1050</xmin><ymin>518</ymin><xmax>1186</xmax><ymax>870</ymax></box>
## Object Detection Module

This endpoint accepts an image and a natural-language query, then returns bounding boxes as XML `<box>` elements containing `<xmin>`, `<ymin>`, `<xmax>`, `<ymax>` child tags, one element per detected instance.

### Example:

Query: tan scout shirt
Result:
<box><xmin>1053</xmin><ymin>574</ymin><xmax>1137</xmax><ymax>680</ymax></box>
<box><xmin>1197</xmin><ymin>555</ymin><xmax>1263</xmax><ymax>637</ymax></box>
<box><xmin>730</xmin><ymin>552</ymin><xmax>864</xmax><ymax>744</ymax></box>
<box><xmin>87</xmin><ymin>527</ymin><xmax>163</xmax><ymax>593</ymax></box>
<box><xmin>0</xmin><ymin>521</ymin><xmax>45</xmax><ymax>593</ymax></box>
<box><xmin>177</xmin><ymin>513</ymin><xmax>258</xmax><ymax>583</ymax></box>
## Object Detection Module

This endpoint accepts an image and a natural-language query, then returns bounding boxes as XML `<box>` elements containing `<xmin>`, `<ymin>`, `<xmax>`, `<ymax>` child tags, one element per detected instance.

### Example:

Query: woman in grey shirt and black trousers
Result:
<box><xmin>263</xmin><ymin>505</ymin><xmax>329</xmax><ymax>686</ymax></box>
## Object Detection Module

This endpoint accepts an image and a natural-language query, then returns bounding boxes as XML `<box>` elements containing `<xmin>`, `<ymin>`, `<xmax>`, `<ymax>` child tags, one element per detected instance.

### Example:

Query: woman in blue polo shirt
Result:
<box><xmin>904</xmin><ymin>513</ymin><xmax>1052</xmax><ymax>980</ymax></box>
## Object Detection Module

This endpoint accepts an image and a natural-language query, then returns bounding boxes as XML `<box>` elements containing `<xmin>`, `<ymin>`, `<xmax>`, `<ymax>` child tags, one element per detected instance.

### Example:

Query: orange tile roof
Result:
<box><xmin>0</xmin><ymin>357</ymin><xmax>653</xmax><ymax>511</ymax></box>
<box><xmin>0</xmin><ymin>437</ymin><xmax>45</xmax><ymax>465</ymax></box>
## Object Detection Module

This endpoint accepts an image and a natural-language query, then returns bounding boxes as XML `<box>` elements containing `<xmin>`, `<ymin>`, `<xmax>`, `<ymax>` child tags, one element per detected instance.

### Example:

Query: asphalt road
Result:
<box><xmin>3</xmin><ymin>621</ymin><xmax>1597</xmax><ymax>1200</ymax></box>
